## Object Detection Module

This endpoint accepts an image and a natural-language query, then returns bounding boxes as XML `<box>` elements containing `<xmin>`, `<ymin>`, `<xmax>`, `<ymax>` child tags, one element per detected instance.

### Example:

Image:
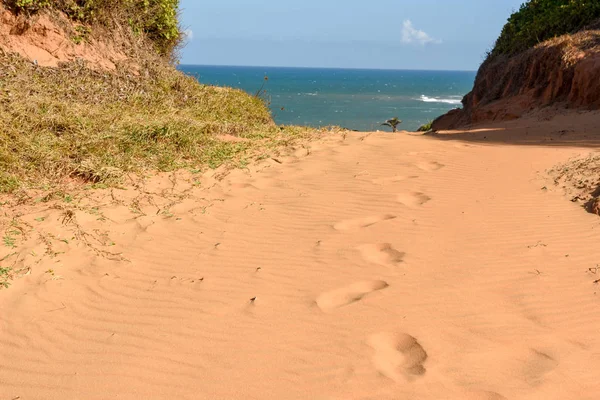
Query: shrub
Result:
<box><xmin>417</xmin><ymin>121</ymin><xmax>433</xmax><ymax>132</ymax></box>
<box><xmin>490</xmin><ymin>0</ymin><xmax>600</xmax><ymax>58</ymax></box>
<box><xmin>9</xmin><ymin>0</ymin><xmax>50</xmax><ymax>13</ymax></box>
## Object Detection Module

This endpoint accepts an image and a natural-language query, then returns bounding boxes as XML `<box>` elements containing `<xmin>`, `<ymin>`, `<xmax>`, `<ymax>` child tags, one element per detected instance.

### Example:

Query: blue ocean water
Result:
<box><xmin>178</xmin><ymin>65</ymin><xmax>476</xmax><ymax>132</ymax></box>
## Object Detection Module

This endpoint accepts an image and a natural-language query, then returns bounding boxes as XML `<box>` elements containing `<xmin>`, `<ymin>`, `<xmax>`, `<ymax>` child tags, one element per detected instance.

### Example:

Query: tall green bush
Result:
<box><xmin>491</xmin><ymin>0</ymin><xmax>600</xmax><ymax>58</ymax></box>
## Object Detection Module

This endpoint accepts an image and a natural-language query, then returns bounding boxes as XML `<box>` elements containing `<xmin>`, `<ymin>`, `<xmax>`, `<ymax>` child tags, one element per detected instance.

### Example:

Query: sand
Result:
<box><xmin>1</xmin><ymin>113</ymin><xmax>600</xmax><ymax>399</ymax></box>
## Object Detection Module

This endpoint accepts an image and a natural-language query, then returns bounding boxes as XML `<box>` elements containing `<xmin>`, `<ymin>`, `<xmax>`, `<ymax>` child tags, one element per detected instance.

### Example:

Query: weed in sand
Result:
<box><xmin>0</xmin><ymin>266</ymin><xmax>11</xmax><ymax>288</ymax></box>
<box><xmin>3</xmin><ymin>234</ymin><xmax>16</xmax><ymax>248</ymax></box>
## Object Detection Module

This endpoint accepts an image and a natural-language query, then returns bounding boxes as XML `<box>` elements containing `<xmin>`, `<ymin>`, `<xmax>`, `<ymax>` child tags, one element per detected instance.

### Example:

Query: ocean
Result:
<box><xmin>178</xmin><ymin>65</ymin><xmax>476</xmax><ymax>132</ymax></box>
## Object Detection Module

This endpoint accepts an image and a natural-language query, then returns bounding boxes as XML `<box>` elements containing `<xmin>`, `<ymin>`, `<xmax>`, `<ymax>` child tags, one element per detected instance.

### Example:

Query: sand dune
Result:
<box><xmin>2</xmin><ymin>114</ymin><xmax>600</xmax><ymax>399</ymax></box>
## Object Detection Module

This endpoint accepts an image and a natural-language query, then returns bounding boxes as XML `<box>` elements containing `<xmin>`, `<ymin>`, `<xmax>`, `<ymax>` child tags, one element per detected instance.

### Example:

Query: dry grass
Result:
<box><xmin>0</xmin><ymin>52</ymin><xmax>337</xmax><ymax>193</ymax></box>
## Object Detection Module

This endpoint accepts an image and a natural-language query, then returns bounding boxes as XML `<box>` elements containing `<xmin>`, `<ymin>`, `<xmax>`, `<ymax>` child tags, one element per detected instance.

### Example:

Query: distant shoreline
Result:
<box><xmin>178</xmin><ymin>64</ymin><xmax>477</xmax><ymax>74</ymax></box>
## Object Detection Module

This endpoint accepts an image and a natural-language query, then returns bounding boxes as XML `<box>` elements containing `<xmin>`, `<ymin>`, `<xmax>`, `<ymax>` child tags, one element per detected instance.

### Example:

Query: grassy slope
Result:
<box><xmin>0</xmin><ymin>53</ymin><xmax>329</xmax><ymax>192</ymax></box>
<box><xmin>0</xmin><ymin>1</ymin><xmax>336</xmax><ymax>192</ymax></box>
<box><xmin>0</xmin><ymin>2</ymin><xmax>341</xmax><ymax>290</ymax></box>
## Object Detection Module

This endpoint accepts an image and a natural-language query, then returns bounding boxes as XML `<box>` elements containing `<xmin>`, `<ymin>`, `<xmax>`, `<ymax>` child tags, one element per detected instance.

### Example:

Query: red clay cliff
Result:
<box><xmin>432</xmin><ymin>30</ymin><xmax>600</xmax><ymax>130</ymax></box>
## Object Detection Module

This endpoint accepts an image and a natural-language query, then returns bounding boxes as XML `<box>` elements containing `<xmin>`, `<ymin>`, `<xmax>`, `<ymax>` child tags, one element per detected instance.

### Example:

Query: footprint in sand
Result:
<box><xmin>524</xmin><ymin>349</ymin><xmax>559</xmax><ymax>385</ymax></box>
<box><xmin>316</xmin><ymin>280</ymin><xmax>389</xmax><ymax>312</ymax></box>
<box><xmin>463</xmin><ymin>391</ymin><xmax>507</xmax><ymax>400</ymax></box>
<box><xmin>358</xmin><ymin>243</ymin><xmax>405</xmax><ymax>267</ymax></box>
<box><xmin>454</xmin><ymin>143</ymin><xmax>477</xmax><ymax>149</ymax></box>
<box><xmin>230</xmin><ymin>182</ymin><xmax>258</xmax><ymax>190</ymax></box>
<box><xmin>371</xmin><ymin>175</ymin><xmax>418</xmax><ymax>185</ymax></box>
<box><xmin>333</xmin><ymin>215</ymin><xmax>396</xmax><ymax>231</ymax></box>
<box><xmin>368</xmin><ymin>332</ymin><xmax>428</xmax><ymax>382</ymax></box>
<box><xmin>396</xmin><ymin>192</ymin><xmax>431</xmax><ymax>208</ymax></box>
<box><xmin>416</xmin><ymin>161</ymin><xmax>444</xmax><ymax>172</ymax></box>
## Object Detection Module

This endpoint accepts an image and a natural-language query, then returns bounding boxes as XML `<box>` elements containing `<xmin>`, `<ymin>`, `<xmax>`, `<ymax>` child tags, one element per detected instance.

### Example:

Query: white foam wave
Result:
<box><xmin>419</xmin><ymin>95</ymin><xmax>462</xmax><ymax>105</ymax></box>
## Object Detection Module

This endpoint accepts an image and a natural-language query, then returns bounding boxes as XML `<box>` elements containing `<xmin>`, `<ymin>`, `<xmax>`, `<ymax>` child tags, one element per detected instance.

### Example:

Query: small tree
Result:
<box><xmin>381</xmin><ymin>117</ymin><xmax>402</xmax><ymax>132</ymax></box>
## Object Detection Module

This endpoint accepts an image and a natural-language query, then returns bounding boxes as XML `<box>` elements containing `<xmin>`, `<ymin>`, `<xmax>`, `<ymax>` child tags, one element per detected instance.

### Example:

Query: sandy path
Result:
<box><xmin>1</xmin><ymin>122</ymin><xmax>600</xmax><ymax>399</ymax></box>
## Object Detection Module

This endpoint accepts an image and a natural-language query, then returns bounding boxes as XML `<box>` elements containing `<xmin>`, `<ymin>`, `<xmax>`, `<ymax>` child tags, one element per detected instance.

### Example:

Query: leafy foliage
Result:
<box><xmin>381</xmin><ymin>117</ymin><xmax>402</xmax><ymax>132</ymax></box>
<box><xmin>491</xmin><ymin>0</ymin><xmax>600</xmax><ymax>58</ymax></box>
<box><xmin>417</xmin><ymin>121</ymin><xmax>433</xmax><ymax>132</ymax></box>
<box><xmin>10</xmin><ymin>0</ymin><xmax>50</xmax><ymax>12</ymax></box>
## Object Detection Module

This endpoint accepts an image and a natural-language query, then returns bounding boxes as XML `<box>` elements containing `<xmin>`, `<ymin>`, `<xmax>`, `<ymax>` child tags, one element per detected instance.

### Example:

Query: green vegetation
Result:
<box><xmin>3</xmin><ymin>0</ymin><xmax>182</xmax><ymax>56</ymax></box>
<box><xmin>381</xmin><ymin>117</ymin><xmax>402</xmax><ymax>133</ymax></box>
<box><xmin>3</xmin><ymin>233</ymin><xmax>16</xmax><ymax>248</ymax></box>
<box><xmin>491</xmin><ymin>0</ymin><xmax>600</xmax><ymax>58</ymax></box>
<box><xmin>0</xmin><ymin>1</ymin><xmax>338</xmax><ymax>194</ymax></box>
<box><xmin>0</xmin><ymin>53</ymin><xmax>325</xmax><ymax>193</ymax></box>
<box><xmin>0</xmin><ymin>1</ymin><xmax>341</xmax><ymax>292</ymax></box>
<box><xmin>0</xmin><ymin>266</ymin><xmax>10</xmax><ymax>288</ymax></box>
<box><xmin>417</xmin><ymin>121</ymin><xmax>433</xmax><ymax>132</ymax></box>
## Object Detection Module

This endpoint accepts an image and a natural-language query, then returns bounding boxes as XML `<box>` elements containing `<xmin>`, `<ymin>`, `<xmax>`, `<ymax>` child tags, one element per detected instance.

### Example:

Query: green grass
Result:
<box><xmin>491</xmin><ymin>0</ymin><xmax>600</xmax><ymax>58</ymax></box>
<box><xmin>3</xmin><ymin>234</ymin><xmax>16</xmax><ymax>248</ymax></box>
<box><xmin>0</xmin><ymin>53</ymin><xmax>328</xmax><ymax>193</ymax></box>
<box><xmin>0</xmin><ymin>266</ymin><xmax>10</xmax><ymax>288</ymax></box>
<box><xmin>417</xmin><ymin>121</ymin><xmax>433</xmax><ymax>132</ymax></box>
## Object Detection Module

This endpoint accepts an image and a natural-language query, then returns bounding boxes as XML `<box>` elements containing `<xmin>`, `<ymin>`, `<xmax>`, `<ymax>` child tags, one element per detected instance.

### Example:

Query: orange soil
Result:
<box><xmin>0</xmin><ymin>7</ymin><xmax>129</xmax><ymax>70</ymax></box>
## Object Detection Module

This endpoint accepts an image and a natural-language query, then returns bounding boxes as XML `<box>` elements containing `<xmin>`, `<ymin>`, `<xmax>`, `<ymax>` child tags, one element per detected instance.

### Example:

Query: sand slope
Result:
<box><xmin>2</xmin><ymin>117</ymin><xmax>600</xmax><ymax>399</ymax></box>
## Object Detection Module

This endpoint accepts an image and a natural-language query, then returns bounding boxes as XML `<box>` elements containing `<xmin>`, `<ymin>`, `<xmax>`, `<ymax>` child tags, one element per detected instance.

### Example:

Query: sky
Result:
<box><xmin>179</xmin><ymin>0</ymin><xmax>525</xmax><ymax>71</ymax></box>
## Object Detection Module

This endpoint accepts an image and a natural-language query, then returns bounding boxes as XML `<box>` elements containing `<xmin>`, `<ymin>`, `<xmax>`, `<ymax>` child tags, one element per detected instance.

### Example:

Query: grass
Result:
<box><xmin>0</xmin><ymin>2</ymin><xmax>343</xmax><ymax>290</ymax></box>
<box><xmin>0</xmin><ymin>266</ymin><xmax>10</xmax><ymax>288</ymax></box>
<box><xmin>417</xmin><ymin>121</ymin><xmax>433</xmax><ymax>132</ymax></box>
<box><xmin>490</xmin><ymin>0</ymin><xmax>600</xmax><ymax>58</ymax></box>
<box><xmin>3</xmin><ymin>234</ymin><xmax>16</xmax><ymax>248</ymax></box>
<box><xmin>0</xmin><ymin>52</ymin><xmax>332</xmax><ymax>193</ymax></box>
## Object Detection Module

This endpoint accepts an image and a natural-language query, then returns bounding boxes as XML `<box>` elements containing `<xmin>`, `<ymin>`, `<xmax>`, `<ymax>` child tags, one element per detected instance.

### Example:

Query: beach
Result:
<box><xmin>2</xmin><ymin>112</ymin><xmax>600</xmax><ymax>399</ymax></box>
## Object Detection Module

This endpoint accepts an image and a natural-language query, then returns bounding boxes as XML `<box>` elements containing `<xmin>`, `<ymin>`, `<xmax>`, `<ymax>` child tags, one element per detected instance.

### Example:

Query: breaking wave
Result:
<box><xmin>419</xmin><ymin>95</ymin><xmax>462</xmax><ymax>105</ymax></box>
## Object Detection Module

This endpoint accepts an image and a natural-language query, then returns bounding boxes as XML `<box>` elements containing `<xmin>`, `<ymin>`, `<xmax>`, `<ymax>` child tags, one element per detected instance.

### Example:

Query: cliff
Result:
<box><xmin>432</xmin><ymin>0</ymin><xmax>600</xmax><ymax>131</ymax></box>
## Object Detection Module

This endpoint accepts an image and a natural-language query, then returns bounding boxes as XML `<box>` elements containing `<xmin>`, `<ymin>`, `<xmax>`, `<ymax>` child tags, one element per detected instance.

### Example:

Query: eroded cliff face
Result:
<box><xmin>0</xmin><ymin>6</ymin><xmax>136</xmax><ymax>71</ymax></box>
<box><xmin>432</xmin><ymin>30</ymin><xmax>600</xmax><ymax>130</ymax></box>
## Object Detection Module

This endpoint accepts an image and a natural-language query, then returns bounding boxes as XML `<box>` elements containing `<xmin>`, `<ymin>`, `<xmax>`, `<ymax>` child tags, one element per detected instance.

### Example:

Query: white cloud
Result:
<box><xmin>401</xmin><ymin>20</ymin><xmax>440</xmax><ymax>45</ymax></box>
<box><xmin>183</xmin><ymin>29</ymin><xmax>194</xmax><ymax>41</ymax></box>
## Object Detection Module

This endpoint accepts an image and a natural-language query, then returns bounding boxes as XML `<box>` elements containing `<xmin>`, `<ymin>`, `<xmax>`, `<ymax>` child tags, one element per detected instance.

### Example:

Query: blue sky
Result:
<box><xmin>179</xmin><ymin>0</ymin><xmax>524</xmax><ymax>71</ymax></box>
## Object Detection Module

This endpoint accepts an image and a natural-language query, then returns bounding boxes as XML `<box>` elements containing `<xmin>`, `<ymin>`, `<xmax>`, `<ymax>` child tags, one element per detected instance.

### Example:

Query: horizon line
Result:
<box><xmin>177</xmin><ymin>63</ymin><xmax>477</xmax><ymax>73</ymax></box>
